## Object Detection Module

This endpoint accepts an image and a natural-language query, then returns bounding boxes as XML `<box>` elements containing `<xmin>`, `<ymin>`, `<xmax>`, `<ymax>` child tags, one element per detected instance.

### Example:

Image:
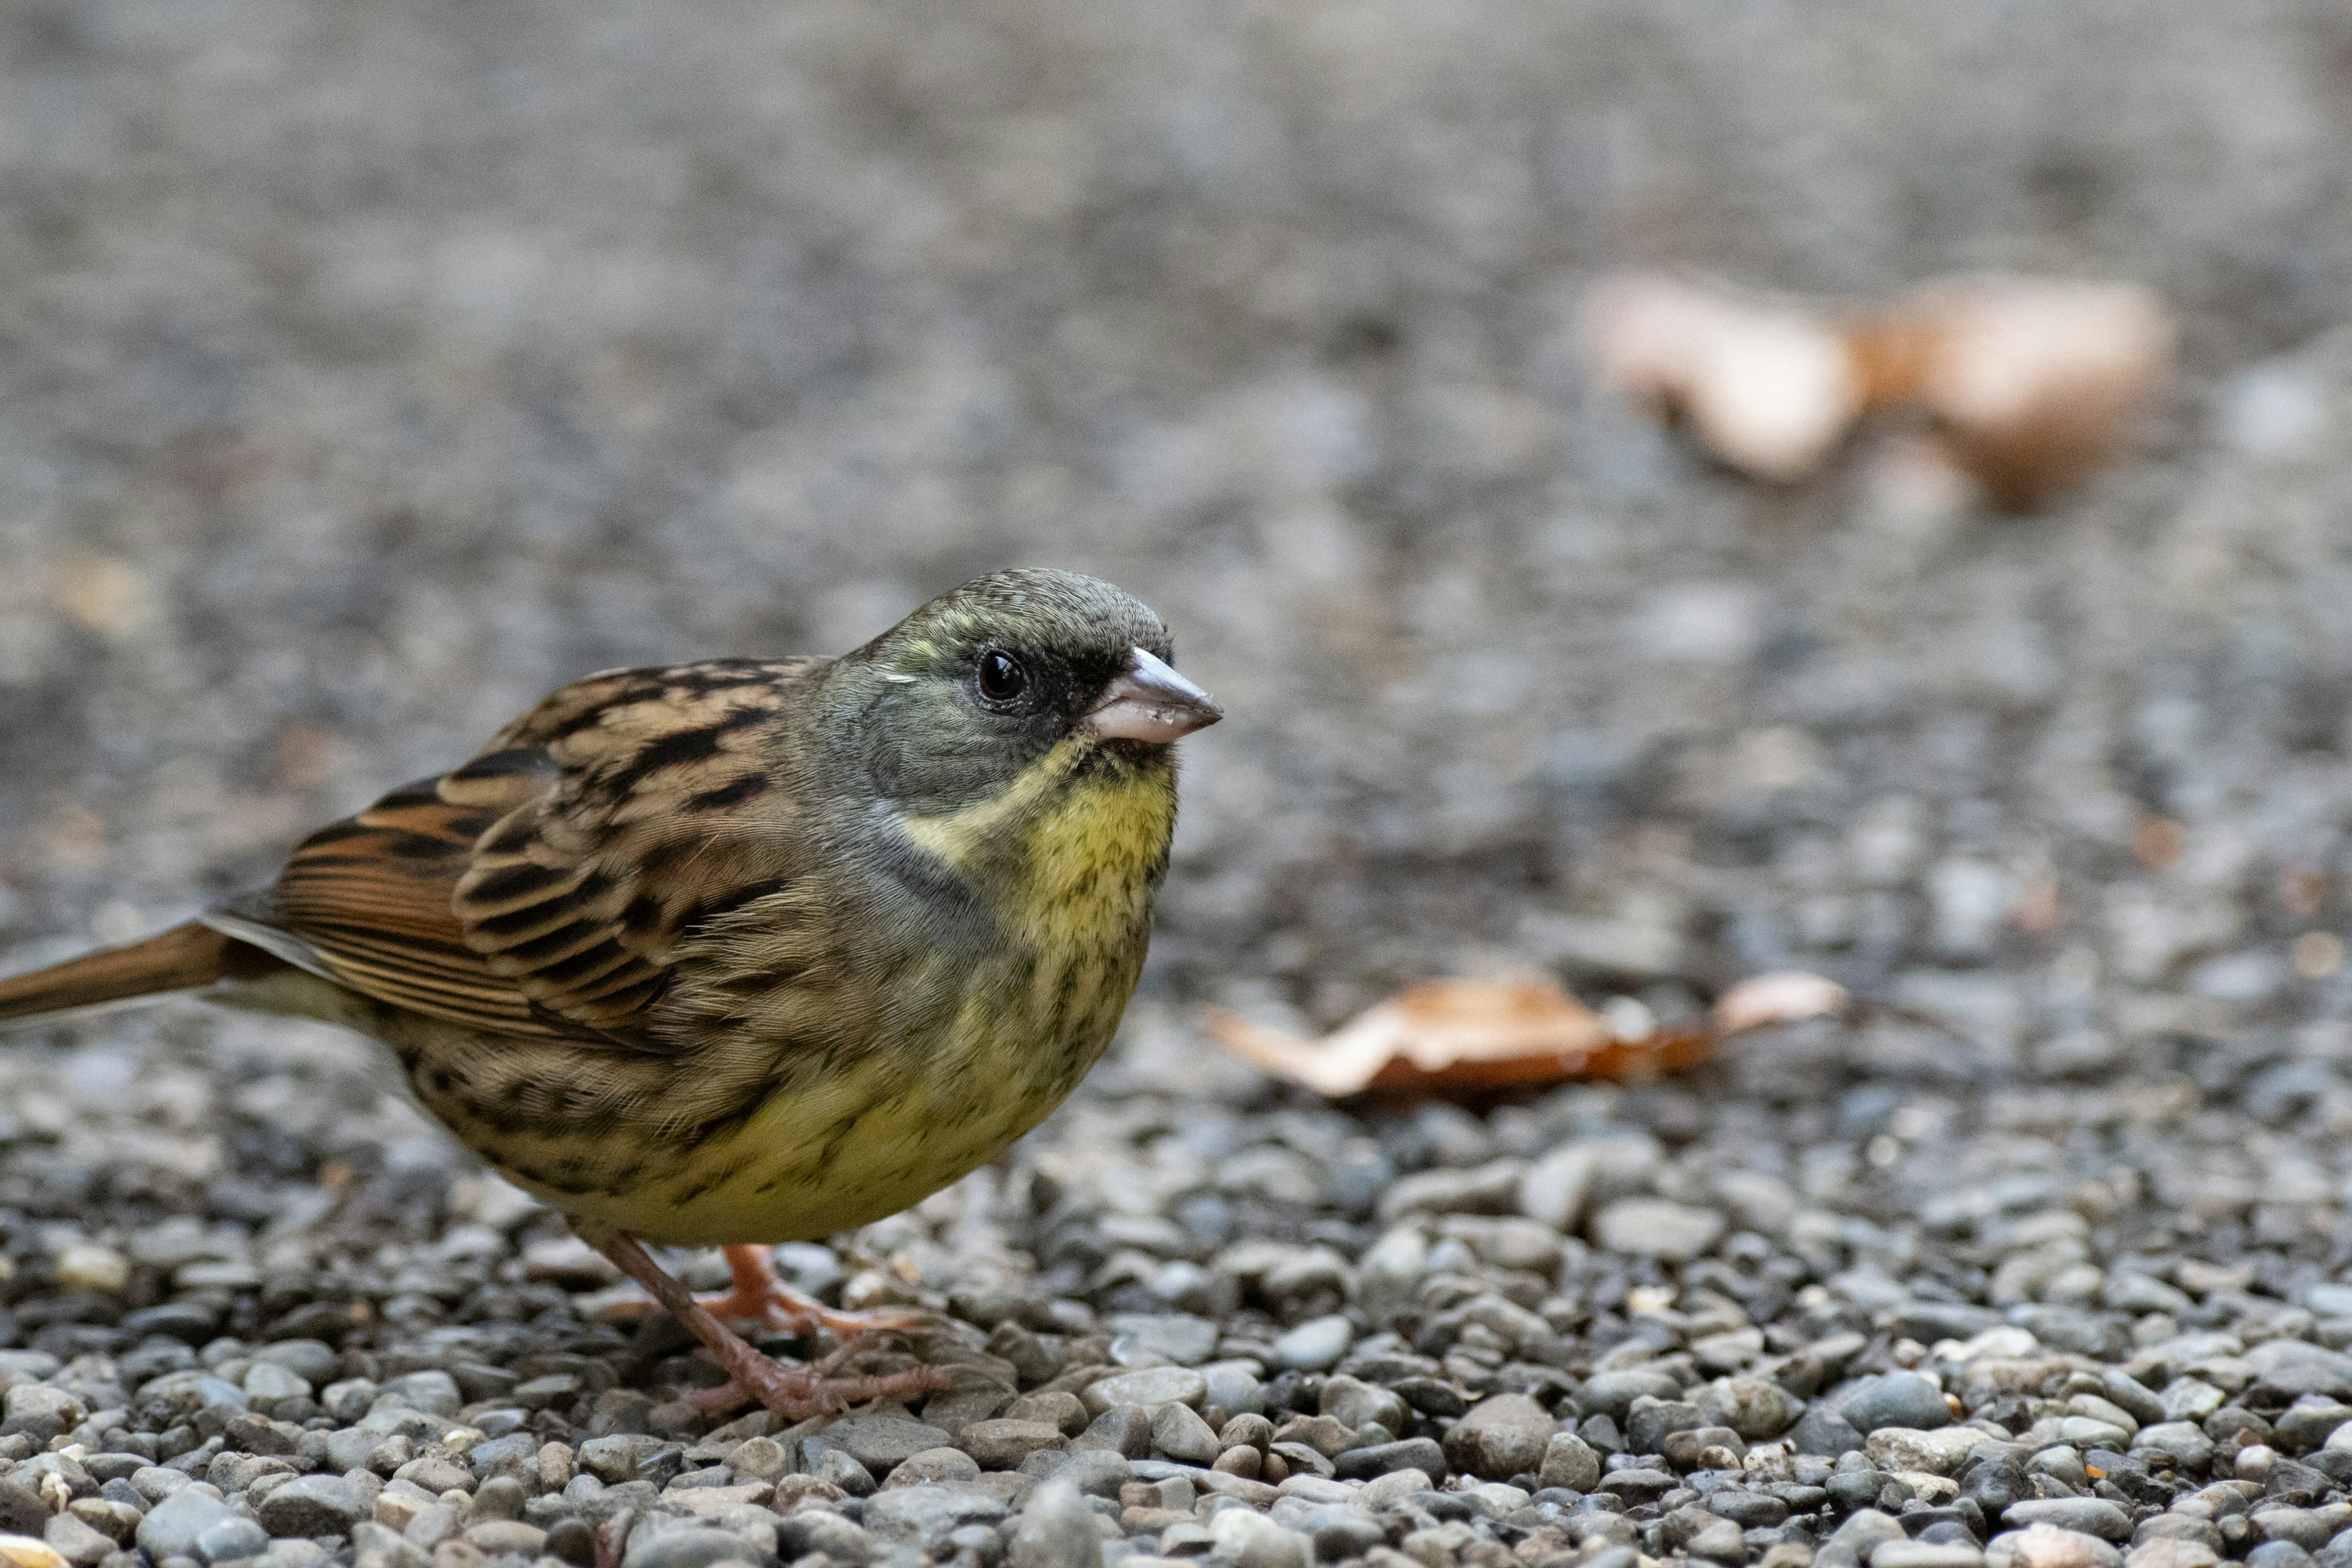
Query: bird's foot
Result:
<box><xmin>597</xmin><ymin>1243</ymin><xmax>930</xmax><ymax>1338</ymax></box>
<box><xmin>579</xmin><ymin>1229</ymin><xmax>948</xmax><ymax>1423</ymax></box>
<box><xmin>685</xmin><ymin>1355</ymin><xmax>952</xmax><ymax>1420</ymax></box>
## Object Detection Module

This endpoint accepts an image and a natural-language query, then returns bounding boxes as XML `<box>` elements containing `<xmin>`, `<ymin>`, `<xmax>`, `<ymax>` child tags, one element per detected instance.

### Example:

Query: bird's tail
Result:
<box><xmin>0</xmin><ymin>921</ymin><xmax>284</xmax><ymax>1027</ymax></box>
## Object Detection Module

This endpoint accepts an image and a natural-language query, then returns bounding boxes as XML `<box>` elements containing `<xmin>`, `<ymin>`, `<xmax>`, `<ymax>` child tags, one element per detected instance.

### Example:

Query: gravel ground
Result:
<box><xmin>8</xmin><ymin>6</ymin><xmax>2352</xmax><ymax>1568</ymax></box>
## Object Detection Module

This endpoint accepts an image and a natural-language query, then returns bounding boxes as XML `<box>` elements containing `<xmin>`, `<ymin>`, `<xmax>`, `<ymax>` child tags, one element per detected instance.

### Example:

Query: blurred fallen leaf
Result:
<box><xmin>1582</xmin><ymin>273</ymin><xmax>1863</xmax><ymax>482</ymax></box>
<box><xmin>1586</xmin><ymin>270</ymin><xmax>2172</xmax><ymax>507</ymax></box>
<box><xmin>1853</xmin><ymin>275</ymin><xmax>2173</xmax><ymax>510</ymax></box>
<box><xmin>1709</xmin><ymin>970</ymin><xmax>1847</xmax><ymax>1036</ymax></box>
<box><xmin>1206</xmin><ymin>969</ymin><xmax>1841</xmax><ymax>1099</ymax></box>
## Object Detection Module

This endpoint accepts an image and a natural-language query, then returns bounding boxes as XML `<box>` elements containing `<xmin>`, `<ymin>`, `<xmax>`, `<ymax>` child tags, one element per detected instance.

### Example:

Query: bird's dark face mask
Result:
<box><xmin>834</xmin><ymin>573</ymin><xmax>1220</xmax><ymax>821</ymax></box>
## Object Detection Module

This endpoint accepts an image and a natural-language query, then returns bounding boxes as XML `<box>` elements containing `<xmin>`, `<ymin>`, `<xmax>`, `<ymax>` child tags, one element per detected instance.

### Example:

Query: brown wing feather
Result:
<box><xmin>271</xmin><ymin>777</ymin><xmax>570</xmax><ymax>1037</ymax></box>
<box><xmin>258</xmin><ymin>657</ymin><xmax>821</xmax><ymax>1044</ymax></box>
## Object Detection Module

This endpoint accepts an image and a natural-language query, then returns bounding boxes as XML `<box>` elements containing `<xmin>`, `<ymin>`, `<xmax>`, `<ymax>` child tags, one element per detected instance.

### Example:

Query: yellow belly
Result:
<box><xmin>533</xmin><ymin>1044</ymin><xmax>1063</xmax><ymax>1244</ymax></box>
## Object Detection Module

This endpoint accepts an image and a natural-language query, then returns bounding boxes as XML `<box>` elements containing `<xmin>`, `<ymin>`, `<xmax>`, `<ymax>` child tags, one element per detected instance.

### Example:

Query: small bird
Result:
<box><xmin>0</xmin><ymin>569</ymin><xmax>1221</xmax><ymax>1417</ymax></box>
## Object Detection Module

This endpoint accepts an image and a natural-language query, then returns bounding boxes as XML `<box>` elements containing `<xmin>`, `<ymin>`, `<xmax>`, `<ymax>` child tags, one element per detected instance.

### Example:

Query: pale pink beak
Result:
<box><xmin>1085</xmin><ymin>647</ymin><xmax>1222</xmax><ymax>743</ymax></box>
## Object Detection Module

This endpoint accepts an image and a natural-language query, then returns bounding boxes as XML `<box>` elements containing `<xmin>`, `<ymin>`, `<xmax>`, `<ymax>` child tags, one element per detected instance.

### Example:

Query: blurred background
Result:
<box><xmin>6</xmin><ymin>0</ymin><xmax>2352</xmax><ymax>1084</ymax></box>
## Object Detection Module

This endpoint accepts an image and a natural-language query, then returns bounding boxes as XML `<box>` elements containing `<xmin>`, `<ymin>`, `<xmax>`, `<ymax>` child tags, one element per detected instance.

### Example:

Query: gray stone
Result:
<box><xmin>466</xmin><ymin>1432</ymin><xmax>537</xmax><ymax>1479</ymax></box>
<box><xmin>723</xmin><ymin>1436</ymin><xmax>790</xmax><ymax>1483</ymax></box>
<box><xmin>2248</xmin><ymin>1547</ymin><xmax>2318</xmax><ymax>1568</ymax></box>
<box><xmin>1072</xmin><ymin>1406</ymin><xmax>1152</xmax><ymax>1458</ymax></box>
<box><xmin>1082</xmin><ymin>1368</ymin><xmax>1207</xmax><ymax>1413</ymax></box>
<box><xmin>45</xmin><ymin>1512</ymin><xmax>118</xmax><ymax>1568</ymax></box>
<box><xmin>1200</xmin><ymin>1362</ymin><xmax>1266</xmax><ymax>1418</ymax></box>
<box><xmin>3</xmin><ymin>1384</ymin><xmax>84</xmax><ymax>1439</ymax></box>
<box><xmin>137</xmin><ymin>1488</ymin><xmax>239</xmax><ymax>1561</ymax></box>
<box><xmin>812</xmin><ymin>1447</ymin><xmax>875</xmax><ymax>1496</ymax></box>
<box><xmin>1830</xmin><ymin>1510</ymin><xmax>1910</xmax><ymax>1558</ymax></box>
<box><xmin>1580</xmin><ymin>1370</ymin><xmax>1683</xmax><ymax>1420</ymax></box>
<box><xmin>1210</xmin><ymin>1507</ymin><xmax>1313</xmax><ymax>1568</ymax></box>
<box><xmin>2133</xmin><ymin>1520</ymin><xmax>2222</xmax><ymax>1553</ymax></box>
<box><xmin>1844</xmin><ymin>1373</ymin><xmax>1953</xmax><ymax>1434</ymax></box>
<box><xmin>1868</xmin><ymin>1426</ymin><xmax>1988</xmax><ymax>1475</ymax></box>
<box><xmin>1961</xmin><ymin>1452</ymin><xmax>2032</xmax><ymax>1521</ymax></box>
<box><xmin>579</xmin><ymin>1434</ymin><xmax>665</xmax><ymax>1485</ymax></box>
<box><xmin>1705</xmin><ymin>1491</ymin><xmax>1788</xmax><ymax>1530</ymax></box>
<box><xmin>1624</xmin><ymin>1398</ymin><xmax>1706</xmax><ymax>1455</ymax></box>
<box><xmin>472</xmin><ymin>1464</ymin><xmax>534</xmax><ymax>1516</ymax></box>
<box><xmin>2007</xmin><ymin>1309</ymin><xmax>2129</xmax><ymax>1362</ymax></box>
<box><xmin>1540</xmin><ymin>1433</ymin><xmax>1599</xmax><ymax>1491</ymax></box>
<box><xmin>1520</xmin><ymin>1144</ymin><xmax>1600</xmax><ymax>1232</ymax></box>
<box><xmin>773</xmin><ymin>1511</ymin><xmax>876</xmax><ymax>1564</ymax></box>
<box><xmin>2003</xmin><ymin>1501</ymin><xmax>2134</xmax><ymax>1542</ymax></box>
<box><xmin>1700</xmin><ymin>1376</ymin><xmax>1805</xmax><ymax>1441</ymax></box>
<box><xmin>1874</xmin><ymin>1545</ymin><xmax>1986</xmax><ymax>1568</ymax></box>
<box><xmin>2125</xmin><ymin>1544</ymin><xmax>2221</xmax><ymax>1568</ymax></box>
<box><xmin>2250</xmin><ymin>1344</ymin><xmax>2352</xmax><ymax>1400</ymax></box>
<box><xmin>1271</xmin><ymin>1316</ymin><xmax>1353</xmax><ymax>1372</ymax></box>
<box><xmin>2161</xmin><ymin>1381</ymin><xmax>2226</xmax><ymax>1423</ymax></box>
<box><xmin>1278</xmin><ymin>1502</ymin><xmax>1384</xmax><ymax>1560</ymax></box>
<box><xmin>1272</xmin><ymin>1413</ymin><xmax>1355</xmax><ymax>1458</ymax></box>
<box><xmin>1009</xmin><ymin>1479</ymin><xmax>1100</xmax><ymax>1568</ymax></box>
<box><xmin>252</xmin><ymin>1342</ymin><xmax>340</xmax><ymax>1385</ymax></box>
<box><xmin>1106</xmin><ymin>1314</ymin><xmax>1221</xmax><ymax>1366</ymax></box>
<box><xmin>826</xmin><ymin>1412</ymin><xmax>955</xmax><ymax>1473</ymax></box>
<box><xmin>1332</xmin><ymin>1438</ymin><xmax>1447</xmax><ymax>1482</ymax></box>
<box><xmin>882</xmin><ymin>1446</ymin><xmax>981</xmax><ymax>1488</ymax></box>
<box><xmin>1003</xmin><ymin>1392</ymin><xmax>1090</xmax><ymax>1436</ymax></box>
<box><xmin>257</xmin><ymin>1475</ymin><xmax>371</xmax><ymax>1538</ymax></box>
<box><xmin>962</xmin><ymin>1419</ymin><xmax>1068</xmax><ymax>1469</ymax></box>
<box><xmin>1442</xmin><ymin>1393</ymin><xmax>1553</xmax><ymax>1480</ymax></box>
<box><xmin>1988</xmin><ymin>1523</ymin><xmax>2123</xmax><ymax>1568</ymax></box>
<box><xmin>0</xmin><ymin>1479</ymin><xmax>49</xmax><ymax>1536</ymax></box>
<box><xmin>623</xmin><ymin>1525</ymin><xmax>770</xmax><ymax>1568</ymax></box>
<box><xmin>1152</xmin><ymin>1402</ymin><xmax>1221</xmax><ymax>1465</ymax></box>
<box><xmin>374</xmin><ymin>1373</ymin><xmax>461</xmax><ymax>1418</ymax></box>
<box><xmin>1589</xmin><ymin>1199</ymin><xmax>1724</xmax><ymax>1261</ymax></box>
<box><xmin>2131</xmin><ymin>1422</ymin><xmax>2213</xmax><ymax>1472</ymax></box>
<box><xmin>2255</xmin><ymin>1511</ymin><xmax>2335</xmax><ymax>1552</ymax></box>
<box><xmin>241</xmin><ymin>1363</ymin><xmax>311</xmax><ymax>1407</ymax></box>
<box><xmin>466</xmin><ymin>1521</ymin><xmax>547</xmax><ymax>1557</ymax></box>
<box><xmin>1319</xmin><ymin>1376</ymin><xmax>1409</xmax><ymax>1435</ymax></box>
<box><xmin>1358</xmin><ymin>1231</ymin><xmax>1431</xmax><ymax>1320</ymax></box>
<box><xmin>1055</xmin><ymin>1450</ymin><xmax>1134</xmax><ymax>1498</ymax></box>
<box><xmin>350</xmin><ymin>1522</ymin><xmax>429</xmax><ymax>1568</ymax></box>
<box><xmin>195</xmin><ymin>1517</ymin><xmax>273</xmax><ymax>1565</ymax></box>
<box><xmin>864</xmin><ymin>1483</ymin><xmax>1009</xmax><ymax>1552</ymax></box>
<box><xmin>1378</xmin><ymin>1159</ymin><xmax>1526</xmax><ymax>1223</ymax></box>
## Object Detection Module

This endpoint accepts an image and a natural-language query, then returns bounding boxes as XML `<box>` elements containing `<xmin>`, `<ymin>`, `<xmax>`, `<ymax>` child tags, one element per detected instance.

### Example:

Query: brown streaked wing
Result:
<box><xmin>262</xmin><ymin>657</ymin><xmax>822</xmax><ymax>1045</ymax></box>
<box><xmin>268</xmin><ymin>767</ymin><xmax>573</xmax><ymax>1038</ymax></box>
<box><xmin>450</xmin><ymin>658</ymin><xmax>819</xmax><ymax>1031</ymax></box>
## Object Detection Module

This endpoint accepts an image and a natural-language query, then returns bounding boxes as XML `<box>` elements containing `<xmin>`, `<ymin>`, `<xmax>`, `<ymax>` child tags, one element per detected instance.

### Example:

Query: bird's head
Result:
<box><xmin>821</xmin><ymin>568</ymin><xmax>1221</xmax><ymax>820</ymax></box>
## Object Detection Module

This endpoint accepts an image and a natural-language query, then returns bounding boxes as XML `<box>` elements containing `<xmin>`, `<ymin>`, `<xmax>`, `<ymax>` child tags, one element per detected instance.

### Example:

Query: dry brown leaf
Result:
<box><xmin>1582</xmin><ymin>273</ymin><xmax>1863</xmax><ymax>482</ymax></box>
<box><xmin>1205</xmin><ymin>973</ymin><xmax>1714</xmax><ymax>1099</ymax></box>
<box><xmin>1853</xmin><ymin>275</ymin><xmax>2173</xmax><ymax>510</ymax></box>
<box><xmin>1709</xmin><ymin>970</ymin><xmax>1847</xmax><ymax>1036</ymax></box>
<box><xmin>1587</xmin><ymin>269</ymin><xmax>2173</xmax><ymax>508</ymax></box>
<box><xmin>1211</xmin><ymin>967</ymin><xmax>1848</xmax><ymax>1100</ymax></box>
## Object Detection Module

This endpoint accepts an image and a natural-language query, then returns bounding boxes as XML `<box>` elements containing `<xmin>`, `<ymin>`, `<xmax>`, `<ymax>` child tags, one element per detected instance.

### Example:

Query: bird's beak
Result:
<box><xmin>1085</xmin><ymin>647</ymin><xmax>1223</xmax><ymax>743</ymax></box>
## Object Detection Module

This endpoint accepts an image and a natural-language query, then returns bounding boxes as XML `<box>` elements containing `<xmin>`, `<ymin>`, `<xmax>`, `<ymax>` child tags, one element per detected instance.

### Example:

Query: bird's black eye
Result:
<box><xmin>975</xmin><ymin>649</ymin><xmax>1028</xmax><ymax>704</ymax></box>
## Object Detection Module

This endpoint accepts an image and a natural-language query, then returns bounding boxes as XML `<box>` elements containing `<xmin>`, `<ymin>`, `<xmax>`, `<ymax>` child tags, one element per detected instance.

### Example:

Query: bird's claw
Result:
<box><xmin>686</xmin><ymin>1359</ymin><xmax>953</xmax><ymax>1420</ymax></box>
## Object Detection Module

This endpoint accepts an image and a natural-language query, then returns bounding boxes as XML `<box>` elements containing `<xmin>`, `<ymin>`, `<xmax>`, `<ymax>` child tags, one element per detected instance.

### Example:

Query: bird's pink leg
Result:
<box><xmin>582</xmin><ymin>1231</ymin><xmax>947</xmax><ymax>1420</ymax></box>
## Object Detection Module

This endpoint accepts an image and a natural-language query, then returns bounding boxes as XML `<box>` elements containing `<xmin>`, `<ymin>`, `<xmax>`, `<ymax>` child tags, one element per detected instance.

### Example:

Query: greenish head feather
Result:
<box><xmin>810</xmin><ymin>568</ymin><xmax>1180</xmax><ymax>821</ymax></box>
